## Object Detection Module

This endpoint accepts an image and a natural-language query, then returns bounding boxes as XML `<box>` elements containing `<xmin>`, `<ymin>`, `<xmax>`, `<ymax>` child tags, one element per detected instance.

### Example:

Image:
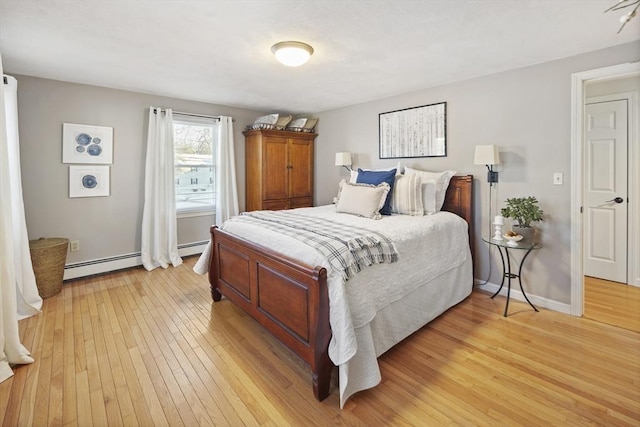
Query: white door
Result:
<box><xmin>584</xmin><ymin>99</ymin><xmax>628</xmax><ymax>283</ymax></box>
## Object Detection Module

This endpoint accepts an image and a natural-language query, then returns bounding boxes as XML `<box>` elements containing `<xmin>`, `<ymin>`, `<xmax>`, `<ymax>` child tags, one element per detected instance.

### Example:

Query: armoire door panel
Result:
<box><xmin>262</xmin><ymin>199</ymin><xmax>291</xmax><ymax>210</ymax></box>
<box><xmin>263</xmin><ymin>137</ymin><xmax>289</xmax><ymax>201</ymax></box>
<box><xmin>289</xmin><ymin>197</ymin><xmax>313</xmax><ymax>209</ymax></box>
<box><xmin>289</xmin><ymin>140</ymin><xmax>313</xmax><ymax>198</ymax></box>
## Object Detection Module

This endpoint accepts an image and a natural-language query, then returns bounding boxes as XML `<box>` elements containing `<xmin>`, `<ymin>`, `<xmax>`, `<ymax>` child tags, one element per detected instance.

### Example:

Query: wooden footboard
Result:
<box><xmin>208</xmin><ymin>226</ymin><xmax>333</xmax><ymax>401</ymax></box>
<box><xmin>208</xmin><ymin>174</ymin><xmax>473</xmax><ymax>402</ymax></box>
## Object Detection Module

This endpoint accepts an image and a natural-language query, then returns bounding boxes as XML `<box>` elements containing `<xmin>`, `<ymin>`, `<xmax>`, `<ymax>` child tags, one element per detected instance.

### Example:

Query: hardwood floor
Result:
<box><xmin>1</xmin><ymin>257</ymin><xmax>639</xmax><ymax>426</ymax></box>
<box><xmin>584</xmin><ymin>275</ymin><xmax>640</xmax><ymax>333</ymax></box>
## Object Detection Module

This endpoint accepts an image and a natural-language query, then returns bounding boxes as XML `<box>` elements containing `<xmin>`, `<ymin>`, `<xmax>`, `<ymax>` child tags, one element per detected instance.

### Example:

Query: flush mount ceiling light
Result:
<box><xmin>271</xmin><ymin>41</ymin><xmax>314</xmax><ymax>67</ymax></box>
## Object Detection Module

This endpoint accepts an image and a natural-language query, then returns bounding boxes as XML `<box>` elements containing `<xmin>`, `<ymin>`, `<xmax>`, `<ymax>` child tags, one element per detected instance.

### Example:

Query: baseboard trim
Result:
<box><xmin>61</xmin><ymin>253</ymin><xmax>572</xmax><ymax>314</ymax></box>
<box><xmin>474</xmin><ymin>279</ymin><xmax>571</xmax><ymax>315</ymax></box>
<box><xmin>63</xmin><ymin>241</ymin><xmax>208</xmax><ymax>280</ymax></box>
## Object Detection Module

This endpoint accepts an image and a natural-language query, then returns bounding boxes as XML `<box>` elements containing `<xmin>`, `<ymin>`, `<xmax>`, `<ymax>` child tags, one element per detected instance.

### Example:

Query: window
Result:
<box><xmin>173</xmin><ymin>116</ymin><xmax>217</xmax><ymax>215</ymax></box>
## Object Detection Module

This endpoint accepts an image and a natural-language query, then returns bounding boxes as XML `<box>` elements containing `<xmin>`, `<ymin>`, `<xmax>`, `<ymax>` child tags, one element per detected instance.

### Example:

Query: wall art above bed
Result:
<box><xmin>379</xmin><ymin>102</ymin><xmax>446</xmax><ymax>159</ymax></box>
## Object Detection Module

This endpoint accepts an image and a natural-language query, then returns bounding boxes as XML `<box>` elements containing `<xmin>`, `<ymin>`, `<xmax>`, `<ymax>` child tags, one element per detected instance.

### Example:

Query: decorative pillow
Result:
<box><xmin>422</xmin><ymin>179</ymin><xmax>438</xmax><ymax>215</ymax></box>
<box><xmin>356</xmin><ymin>168</ymin><xmax>397</xmax><ymax>215</ymax></box>
<box><xmin>349</xmin><ymin>162</ymin><xmax>403</xmax><ymax>183</ymax></box>
<box><xmin>391</xmin><ymin>174</ymin><xmax>424</xmax><ymax>216</ymax></box>
<box><xmin>404</xmin><ymin>167</ymin><xmax>456</xmax><ymax>212</ymax></box>
<box><xmin>335</xmin><ymin>180</ymin><xmax>390</xmax><ymax>220</ymax></box>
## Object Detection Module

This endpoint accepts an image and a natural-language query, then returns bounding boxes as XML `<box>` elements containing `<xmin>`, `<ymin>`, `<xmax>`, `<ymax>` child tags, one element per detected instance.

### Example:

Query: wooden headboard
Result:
<box><xmin>441</xmin><ymin>174</ymin><xmax>474</xmax><ymax>265</ymax></box>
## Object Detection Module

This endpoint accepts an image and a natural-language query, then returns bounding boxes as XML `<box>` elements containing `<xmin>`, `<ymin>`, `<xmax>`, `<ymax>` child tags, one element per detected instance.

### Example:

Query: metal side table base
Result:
<box><xmin>483</xmin><ymin>237</ymin><xmax>541</xmax><ymax>317</ymax></box>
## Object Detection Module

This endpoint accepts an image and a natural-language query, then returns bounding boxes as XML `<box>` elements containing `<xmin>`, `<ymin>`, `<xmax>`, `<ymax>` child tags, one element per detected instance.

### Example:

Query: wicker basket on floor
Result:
<box><xmin>29</xmin><ymin>237</ymin><xmax>69</xmax><ymax>298</ymax></box>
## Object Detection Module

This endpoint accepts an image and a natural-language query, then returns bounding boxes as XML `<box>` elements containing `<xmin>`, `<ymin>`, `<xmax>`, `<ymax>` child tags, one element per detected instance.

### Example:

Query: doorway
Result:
<box><xmin>570</xmin><ymin>62</ymin><xmax>640</xmax><ymax>320</ymax></box>
<box><xmin>583</xmin><ymin>95</ymin><xmax>629</xmax><ymax>284</ymax></box>
<box><xmin>582</xmin><ymin>86</ymin><xmax>639</xmax><ymax>331</ymax></box>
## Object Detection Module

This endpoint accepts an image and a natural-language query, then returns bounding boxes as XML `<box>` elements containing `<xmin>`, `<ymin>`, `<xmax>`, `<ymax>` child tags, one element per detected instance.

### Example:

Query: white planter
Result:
<box><xmin>513</xmin><ymin>225</ymin><xmax>535</xmax><ymax>243</ymax></box>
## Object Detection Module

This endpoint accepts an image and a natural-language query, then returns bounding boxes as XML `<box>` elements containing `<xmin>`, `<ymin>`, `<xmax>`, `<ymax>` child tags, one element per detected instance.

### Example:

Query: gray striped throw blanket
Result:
<box><xmin>227</xmin><ymin>210</ymin><xmax>398</xmax><ymax>280</ymax></box>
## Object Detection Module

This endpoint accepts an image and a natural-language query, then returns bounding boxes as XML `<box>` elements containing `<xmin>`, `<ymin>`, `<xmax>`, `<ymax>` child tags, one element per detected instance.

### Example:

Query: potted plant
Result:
<box><xmin>500</xmin><ymin>196</ymin><xmax>544</xmax><ymax>243</ymax></box>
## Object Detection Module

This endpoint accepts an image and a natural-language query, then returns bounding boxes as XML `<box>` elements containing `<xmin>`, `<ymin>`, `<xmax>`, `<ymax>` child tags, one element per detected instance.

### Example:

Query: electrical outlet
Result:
<box><xmin>70</xmin><ymin>240</ymin><xmax>80</xmax><ymax>252</ymax></box>
<box><xmin>553</xmin><ymin>173</ymin><xmax>563</xmax><ymax>185</ymax></box>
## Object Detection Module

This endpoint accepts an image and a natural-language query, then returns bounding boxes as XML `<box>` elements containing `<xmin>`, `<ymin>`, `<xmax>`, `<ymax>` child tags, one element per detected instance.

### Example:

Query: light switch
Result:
<box><xmin>553</xmin><ymin>173</ymin><xmax>563</xmax><ymax>185</ymax></box>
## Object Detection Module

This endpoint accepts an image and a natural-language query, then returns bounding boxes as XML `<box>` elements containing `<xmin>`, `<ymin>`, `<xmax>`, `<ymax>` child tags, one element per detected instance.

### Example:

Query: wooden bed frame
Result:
<box><xmin>208</xmin><ymin>174</ymin><xmax>474</xmax><ymax>401</ymax></box>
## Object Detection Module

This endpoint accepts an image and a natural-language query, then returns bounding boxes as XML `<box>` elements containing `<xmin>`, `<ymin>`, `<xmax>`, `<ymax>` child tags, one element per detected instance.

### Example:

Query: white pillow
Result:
<box><xmin>422</xmin><ymin>180</ymin><xmax>438</xmax><ymax>215</ymax></box>
<box><xmin>349</xmin><ymin>162</ymin><xmax>403</xmax><ymax>183</ymax></box>
<box><xmin>335</xmin><ymin>180</ymin><xmax>390</xmax><ymax>220</ymax></box>
<box><xmin>404</xmin><ymin>167</ymin><xmax>456</xmax><ymax>212</ymax></box>
<box><xmin>391</xmin><ymin>174</ymin><xmax>424</xmax><ymax>216</ymax></box>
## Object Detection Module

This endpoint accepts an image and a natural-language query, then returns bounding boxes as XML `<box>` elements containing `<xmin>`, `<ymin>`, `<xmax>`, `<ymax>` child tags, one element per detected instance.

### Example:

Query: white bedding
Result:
<box><xmin>195</xmin><ymin>204</ymin><xmax>472</xmax><ymax>407</ymax></box>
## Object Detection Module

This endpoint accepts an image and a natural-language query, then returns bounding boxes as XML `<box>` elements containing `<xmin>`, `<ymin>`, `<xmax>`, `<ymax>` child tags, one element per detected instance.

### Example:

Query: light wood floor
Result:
<box><xmin>584</xmin><ymin>276</ymin><xmax>640</xmax><ymax>333</ymax></box>
<box><xmin>1</xmin><ymin>257</ymin><xmax>639</xmax><ymax>426</ymax></box>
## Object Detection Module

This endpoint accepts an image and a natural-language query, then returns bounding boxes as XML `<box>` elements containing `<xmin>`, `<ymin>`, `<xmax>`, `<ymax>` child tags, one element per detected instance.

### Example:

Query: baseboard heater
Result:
<box><xmin>63</xmin><ymin>241</ymin><xmax>208</xmax><ymax>281</ymax></box>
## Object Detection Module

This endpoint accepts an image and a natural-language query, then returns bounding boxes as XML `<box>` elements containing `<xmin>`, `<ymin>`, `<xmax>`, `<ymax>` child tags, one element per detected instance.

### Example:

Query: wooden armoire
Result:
<box><xmin>244</xmin><ymin>129</ymin><xmax>316</xmax><ymax>211</ymax></box>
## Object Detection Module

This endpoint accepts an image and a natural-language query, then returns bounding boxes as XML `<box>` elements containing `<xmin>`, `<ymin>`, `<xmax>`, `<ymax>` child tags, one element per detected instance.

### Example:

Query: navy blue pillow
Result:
<box><xmin>356</xmin><ymin>168</ymin><xmax>397</xmax><ymax>215</ymax></box>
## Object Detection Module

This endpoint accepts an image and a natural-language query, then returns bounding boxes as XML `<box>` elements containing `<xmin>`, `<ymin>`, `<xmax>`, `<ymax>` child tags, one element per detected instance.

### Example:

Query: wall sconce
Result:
<box><xmin>335</xmin><ymin>152</ymin><xmax>352</xmax><ymax>172</ymax></box>
<box><xmin>474</xmin><ymin>145</ymin><xmax>500</xmax><ymax>186</ymax></box>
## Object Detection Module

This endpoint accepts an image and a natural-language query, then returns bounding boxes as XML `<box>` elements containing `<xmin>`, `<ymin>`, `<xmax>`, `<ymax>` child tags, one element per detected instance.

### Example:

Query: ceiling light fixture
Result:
<box><xmin>271</xmin><ymin>41</ymin><xmax>314</xmax><ymax>67</ymax></box>
<box><xmin>605</xmin><ymin>0</ymin><xmax>639</xmax><ymax>33</ymax></box>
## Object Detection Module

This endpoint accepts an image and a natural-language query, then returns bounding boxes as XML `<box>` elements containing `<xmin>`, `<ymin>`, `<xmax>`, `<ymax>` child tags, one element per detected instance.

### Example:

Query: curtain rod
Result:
<box><xmin>153</xmin><ymin>107</ymin><xmax>234</xmax><ymax>122</ymax></box>
<box><xmin>173</xmin><ymin>110</ymin><xmax>221</xmax><ymax>121</ymax></box>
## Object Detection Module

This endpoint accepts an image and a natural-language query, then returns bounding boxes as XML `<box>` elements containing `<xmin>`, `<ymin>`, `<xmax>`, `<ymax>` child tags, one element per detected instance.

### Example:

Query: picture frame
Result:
<box><xmin>379</xmin><ymin>102</ymin><xmax>447</xmax><ymax>159</ymax></box>
<box><xmin>62</xmin><ymin>123</ymin><xmax>113</xmax><ymax>164</ymax></box>
<box><xmin>69</xmin><ymin>165</ymin><xmax>110</xmax><ymax>198</ymax></box>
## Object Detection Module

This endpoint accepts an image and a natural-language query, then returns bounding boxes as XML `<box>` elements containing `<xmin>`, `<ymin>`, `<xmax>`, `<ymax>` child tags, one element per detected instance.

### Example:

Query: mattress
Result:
<box><xmin>196</xmin><ymin>204</ymin><xmax>473</xmax><ymax>406</ymax></box>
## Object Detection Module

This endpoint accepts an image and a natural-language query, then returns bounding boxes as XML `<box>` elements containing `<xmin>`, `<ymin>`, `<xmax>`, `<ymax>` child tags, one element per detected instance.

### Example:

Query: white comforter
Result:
<box><xmin>195</xmin><ymin>205</ymin><xmax>471</xmax><ymax>406</ymax></box>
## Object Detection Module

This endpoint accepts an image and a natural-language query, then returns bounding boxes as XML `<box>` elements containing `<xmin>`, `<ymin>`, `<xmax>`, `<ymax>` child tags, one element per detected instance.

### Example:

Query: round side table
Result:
<box><xmin>482</xmin><ymin>237</ymin><xmax>542</xmax><ymax>317</ymax></box>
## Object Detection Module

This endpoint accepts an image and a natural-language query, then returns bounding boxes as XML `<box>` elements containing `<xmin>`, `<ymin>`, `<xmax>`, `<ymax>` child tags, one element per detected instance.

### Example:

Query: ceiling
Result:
<box><xmin>1</xmin><ymin>1</ymin><xmax>638</xmax><ymax>113</ymax></box>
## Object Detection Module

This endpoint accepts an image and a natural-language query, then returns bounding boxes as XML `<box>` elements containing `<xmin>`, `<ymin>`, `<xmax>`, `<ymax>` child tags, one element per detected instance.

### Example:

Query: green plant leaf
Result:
<box><xmin>500</xmin><ymin>196</ymin><xmax>544</xmax><ymax>227</ymax></box>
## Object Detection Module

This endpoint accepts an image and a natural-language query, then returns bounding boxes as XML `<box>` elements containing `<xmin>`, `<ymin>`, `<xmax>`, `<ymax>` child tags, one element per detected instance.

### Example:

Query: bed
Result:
<box><xmin>206</xmin><ymin>174</ymin><xmax>474</xmax><ymax>407</ymax></box>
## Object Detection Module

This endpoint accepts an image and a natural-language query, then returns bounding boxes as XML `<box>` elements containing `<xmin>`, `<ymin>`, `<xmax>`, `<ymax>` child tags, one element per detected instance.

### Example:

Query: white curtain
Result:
<box><xmin>141</xmin><ymin>107</ymin><xmax>182</xmax><ymax>271</ymax></box>
<box><xmin>215</xmin><ymin>116</ymin><xmax>239</xmax><ymax>225</ymax></box>
<box><xmin>192</xmin><ymin>116</ymin><xmax>239</xmax><ymax>275</ymax></box>
<box><xmin>0</xmin><ymin>60</ymin><xmax>43</xmax><ymax>383</ymax></box>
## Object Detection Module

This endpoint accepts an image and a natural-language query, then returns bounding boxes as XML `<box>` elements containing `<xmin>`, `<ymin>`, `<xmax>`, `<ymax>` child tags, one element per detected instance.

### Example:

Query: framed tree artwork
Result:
<box><xmin>379</xmin><ymin>102</ymin><xmax>446</xmax><ymax>159</ymax></box>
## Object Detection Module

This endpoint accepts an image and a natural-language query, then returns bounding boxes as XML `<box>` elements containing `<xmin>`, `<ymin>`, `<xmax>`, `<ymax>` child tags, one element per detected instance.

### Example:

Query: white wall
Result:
<box><xmin>314</xmin><ymin>41</ymin><xmax>640</xmax><ymax>307</ymax></box>
<box><xmin>13</xmin><ymin>75</ymin><xmax>263</xmax><ymax>270</ymax></box>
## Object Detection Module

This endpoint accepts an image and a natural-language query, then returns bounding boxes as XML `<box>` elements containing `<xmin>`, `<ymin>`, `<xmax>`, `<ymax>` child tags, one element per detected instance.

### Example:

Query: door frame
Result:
<box><xmin>570</xmin><ymin>62</ymin><xmax>640</xmax><ymax>316</ymax></box>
